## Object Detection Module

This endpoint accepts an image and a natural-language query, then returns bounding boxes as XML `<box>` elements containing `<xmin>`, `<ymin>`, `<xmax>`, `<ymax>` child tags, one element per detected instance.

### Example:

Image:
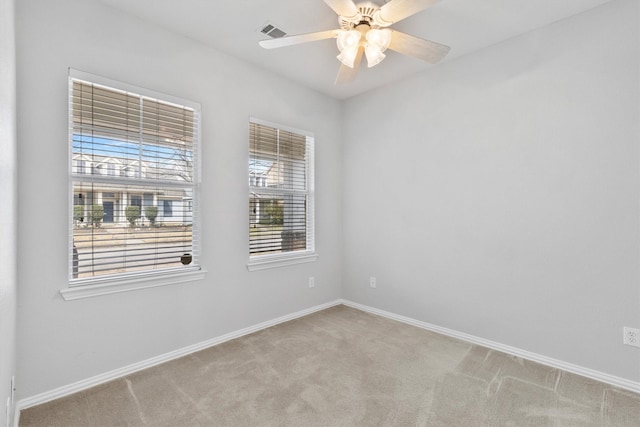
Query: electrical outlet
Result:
<box><xmin>308</xmin><ymin>277</ymin><xmax>315</xmax><ymax>288</ymax></box>
<box><xmin>623</xmin><ymin>327</ymin><xmax>640</xmax><ymax>347</ymax></box>
<box><xmin>370</xmin><ymin>277</ymin><xmax>376</xmax><ymax>288</ymax></box>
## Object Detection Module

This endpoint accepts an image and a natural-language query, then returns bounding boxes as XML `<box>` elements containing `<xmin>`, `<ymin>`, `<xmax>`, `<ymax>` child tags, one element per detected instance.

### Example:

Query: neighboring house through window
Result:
<box><xmin>68</xmin><ymin>69</ymin><xmax>201</xmax><ymax>289</ymax></box>
<box><xmin>248</xmin><ymin>118</ymin><xmax>316</xmax><ymax>270</ymax></box>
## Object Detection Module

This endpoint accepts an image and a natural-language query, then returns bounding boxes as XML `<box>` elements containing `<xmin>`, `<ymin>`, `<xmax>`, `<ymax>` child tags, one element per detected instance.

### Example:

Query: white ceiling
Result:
<box><xmin>98</xmin><ymin>0</ymin><xmax>613</xmax><ymax>100</ymax></box>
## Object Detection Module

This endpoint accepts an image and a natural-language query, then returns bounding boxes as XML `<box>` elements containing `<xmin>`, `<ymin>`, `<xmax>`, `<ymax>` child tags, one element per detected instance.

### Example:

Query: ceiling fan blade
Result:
<box><xmin>377</xmin><ymin>0</ymin><xmax>440</xmax><ymax>25</ymax></box>
<box><xmin>259</xmin><ymin>30</ymin><xmax>340</xmax><ymax>49</ymax></box>
<box><xmin>335</xmin><ymin>46</ymin><xmax>364</xmax><ymax>84</ymax></box>
<box><xmin>388</xmin><ymin>31</ymin><xmax>450</xmax><ymax>63</ymax></box>
<box><xmin>323</xmin><ymin>0</ymin><xmax>361</xmax><ymax>20</ymax></box>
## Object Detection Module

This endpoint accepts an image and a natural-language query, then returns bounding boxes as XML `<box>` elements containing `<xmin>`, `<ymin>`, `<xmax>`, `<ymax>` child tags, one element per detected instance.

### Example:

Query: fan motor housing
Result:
<box><xmin>339</xmin><ymin>1</ymin><xmax>382</xmax><ymax>30</ymax></box>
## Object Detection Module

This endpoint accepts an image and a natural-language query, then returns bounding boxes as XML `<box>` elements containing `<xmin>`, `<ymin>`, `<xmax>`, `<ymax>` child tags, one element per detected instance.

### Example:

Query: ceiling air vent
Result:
<box><xmin>259</xmin><ymin>22</ymin><xmax>287</xmax><ymax>39</ymax></box>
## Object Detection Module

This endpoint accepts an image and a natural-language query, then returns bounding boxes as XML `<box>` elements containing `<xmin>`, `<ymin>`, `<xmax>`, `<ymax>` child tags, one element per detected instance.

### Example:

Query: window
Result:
<box><xmin>130</xmin><ymin>195</ymin><xmax>142</xmax><ymax>208</ymax></box>
<box><xmin>162</xmin><ymin>200</ymin><xmax>173</xmax><ymax>217</ymax></box>
<box><xmin>68</xmin><ymin>69</ymin><xmax>201</xmax><ymax>292</ymax></box>
<box><xmin>248</xmin><ymin>119</ymin><xmax>315</xmax><ymax>270</ymax></box>
<box><xmin>76</xmin><ymin>159</ymin><xmax>87</xmax><ymax>174</ymax></box>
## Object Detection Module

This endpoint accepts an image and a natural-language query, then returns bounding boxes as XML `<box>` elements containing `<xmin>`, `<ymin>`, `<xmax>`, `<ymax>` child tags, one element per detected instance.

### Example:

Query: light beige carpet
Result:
<box><xmin>19</xmin><ymin>305</ymin><xmax>640</xmax><ymax>426</ymax></box>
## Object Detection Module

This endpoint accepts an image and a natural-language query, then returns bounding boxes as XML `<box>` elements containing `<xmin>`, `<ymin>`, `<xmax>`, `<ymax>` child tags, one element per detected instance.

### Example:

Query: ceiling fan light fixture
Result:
<box><xmin>259</xmin><ymin>0</ymin><xmax>451</xmax><ymax>84</ymax></box>
<box><xmin>366</xmin><ymin>28</ymin><xmax>392</xmax><ymax>51</ymax></box>
<box><xmin>336</xmin><ymin>30</ymin><xmax>361</xmax><ymax>52</ymax></box>
<box><xmin>337</xmin><ymin>44</ymin><xmax>360</xmax><ymax>68</ymax></box>
<box><xmin>364</xmin><ymin>44</ymin><xmax>386</xmax><ymax>68</ymax></box>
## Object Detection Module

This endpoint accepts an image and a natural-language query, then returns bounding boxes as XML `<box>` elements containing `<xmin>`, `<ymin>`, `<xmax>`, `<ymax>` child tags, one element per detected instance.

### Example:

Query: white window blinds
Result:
<box><xmin>249</xmin><ymin>120</ymin><xmax>314</xmax><ymax>258</ymax></box>
<box><xmin>69</xmin><ymin>71</ymin><xmax>200</xmax><ymax>283</ymax></box>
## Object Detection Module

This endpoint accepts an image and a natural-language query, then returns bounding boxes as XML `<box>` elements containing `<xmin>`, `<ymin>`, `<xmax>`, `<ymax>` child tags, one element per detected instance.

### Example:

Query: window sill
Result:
<box><xmin>60</xmin><ymin>268</ymin><xmax>206</xmax><ymax>301</ymax></box>
<box><xmin>247</xmin><ymin>252</ymin><xmax>317</xmax><ymax>271</ymax></box>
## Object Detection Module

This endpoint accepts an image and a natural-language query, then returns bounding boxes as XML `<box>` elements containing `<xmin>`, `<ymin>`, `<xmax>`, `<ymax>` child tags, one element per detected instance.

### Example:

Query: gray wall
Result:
<box><xmin>14</xmin><ymin>0</ymin><xmax>640</xmax><ymax>403</ymax></box>
<box><xmin>16</xmin><ymin>0</ymin><xmax>343</xmax><ymax>399</ymax></box>
<box><xmin>0</xmin><ymin>0</ymin><xmax>17</xmax><ymax>422</ymax></box>
<box><xmin>342</xmin><ymin>0</ymin><xmax>640</xmax><ymax>382</ymax></box>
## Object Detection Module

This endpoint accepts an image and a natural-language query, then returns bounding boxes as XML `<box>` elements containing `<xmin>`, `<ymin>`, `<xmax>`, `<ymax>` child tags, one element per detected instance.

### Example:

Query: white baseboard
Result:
<box><xmin>14</xmin><ymin>299</ymin><xmax>342</xmax><ymax>421</ymax></box>
<box><xmin>14</xmin><ymin>297</ymin><xmax>639</xmax><ymax>427</ymax></box>
<box><xmin>340</xmin><ymin>299</ymin><xmax>640</xmax><ymax>395</ymax></box>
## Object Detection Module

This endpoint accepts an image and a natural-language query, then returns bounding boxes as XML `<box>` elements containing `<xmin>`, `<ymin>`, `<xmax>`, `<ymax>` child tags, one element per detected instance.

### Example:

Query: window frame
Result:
<box><xmin>62</xmin><ymin>69</ymin><xmax>205</xmax><ymax>300</ymax></box>
<box><xmin>247</xmin><ymin>117</ymin><xmax>317</xmax><ymax>271</ymax></box>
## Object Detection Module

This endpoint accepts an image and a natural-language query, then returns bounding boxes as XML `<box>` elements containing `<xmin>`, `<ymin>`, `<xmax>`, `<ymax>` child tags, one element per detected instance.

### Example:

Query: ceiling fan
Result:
<box><xmin>259</xmin><ymin>0</ymin><xmax>450</xmax><ymax>84</ymax></box>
